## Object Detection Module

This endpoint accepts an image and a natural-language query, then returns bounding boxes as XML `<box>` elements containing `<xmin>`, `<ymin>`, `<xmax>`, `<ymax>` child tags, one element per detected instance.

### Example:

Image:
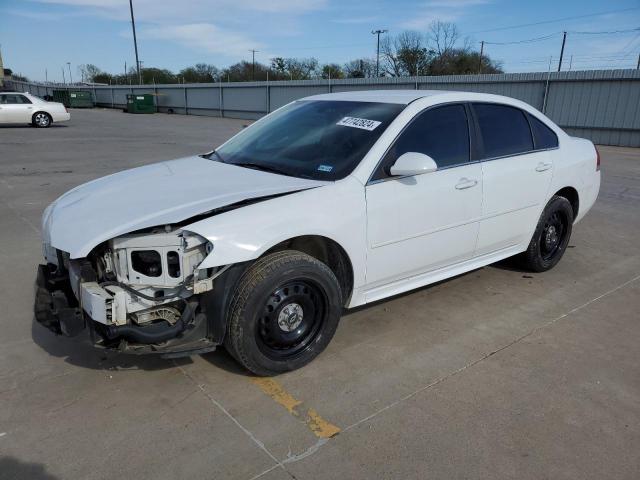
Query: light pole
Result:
<box><xmin>557</xmin><ymin>31</ymin><xmax>567</xmax><ymax>72</ymax></box>
<box><xmin>129</xmin><ymin>0</ymin><xmax>142</xmax><ymax>85</ymax></box>
<box><xmin>249</xmin><ymin>49</ymin><xmax>259</xmax><ymax>80</ymax></box>
<box><xmin>67</xmin><ymin>62</ymin><xmax>73</xmax><ymax>84</ymax></box>
<box><xmin>372</xmin><ymin>29</ymin><xmax>387</xmax><ymax>77</ymax></box>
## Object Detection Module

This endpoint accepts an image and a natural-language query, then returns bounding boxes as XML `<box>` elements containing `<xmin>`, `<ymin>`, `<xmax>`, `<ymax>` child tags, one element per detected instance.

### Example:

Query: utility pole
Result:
<box><xmin>128</xmin><ymin>0</ymin><xmax>142</xmax><ymax>85</ymax></box>
<box><xmin>372</xmin><ymin>29</ymin><xmax>387</xmax><ymax>77</ymax></box>
<box><xmin>557</xmin><ymin>31</ymin><xmax>567</xmax><ymax>72</ymax></box>
<box><xmin>569</xmin><ymin>55</ymin><xmax>573</xmax><ymax>71</ymax></box>
<box><xmin>478</xmin><ymin>40</ymin><xmax>484</xmax><ymax>74</ymax></box>
<box><xmin>62</xmin><ymin>67</ymin><xmax>66</xmax><ymax>84</ymax></box>
<box><xmin>249</xmin><ymin>49</ymin><xmax>258</xmax><ymax>80</ymax></box>
<box><xmin>637</xmin><ymin>52</ymin><xmax>640</xmax><ymax>70</ymax></box>
<box><xmin>67</xmin><ymin>62</ymin><xmax>73</xmax><ymax>84</ymax></box>
<box><xmin>45</xmin><ymin>69</ymin><xmax>48</xmax><ymax>83</ymax></box>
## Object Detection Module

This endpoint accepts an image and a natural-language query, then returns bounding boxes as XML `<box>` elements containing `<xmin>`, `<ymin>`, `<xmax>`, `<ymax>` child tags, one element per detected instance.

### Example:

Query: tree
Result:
<box><xmin>140</xmin><ymin>67</ymin><xmax>176</xmax><ymax>84</ymax></box>
<box><xmin>221</xmin><ymin>61</ymin><xmax>270</xmax><ymax>82</ymax></box>
<box><xmin>179</xmin><ymin>63</ymin><xmax>219</xmax><ymax>83</ymax></box>
<box><xmin>428</xmin><ymin>21</ymin><xmax>459</xmax><ymax>56</ymax></box>
<box><xmin>381</xmin><ymin>31</ymin><xmax>432</xmax><ymax>76</ymax></box>
<box><xmin>343</xmin><ymin>58</ymin><xmax>376</xmax><ymax>78</ymax></box>
<box><xmin>77</xmin><ymin>64</ymin><xmax>103</xmax><ymax>83</ymax></box>
<box><xmin>270</xmin><ymin>57</ymin><xmax>319</xmax><ymax>80</ymax></box>
<box><xmin>321</xmin><ymin>63</ymin><xmax>344</xmax><ymax>79</ymax></box>
<box><xmin>429</xmin><ymin>48</ymin><xmax>503</xmax><ymax>75</ymax></box>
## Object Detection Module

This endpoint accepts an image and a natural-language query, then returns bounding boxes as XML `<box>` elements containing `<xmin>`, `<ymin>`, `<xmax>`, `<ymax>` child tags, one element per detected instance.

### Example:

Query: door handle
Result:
<box><xmin>455</xmin><ymin>178</ymin><xmax>478</xmax><ymax>190</ymax></box>
<box><xmin>535</xmin><ymin>162</ymin><xmax>552</xmax><ymax>172</ymax></box>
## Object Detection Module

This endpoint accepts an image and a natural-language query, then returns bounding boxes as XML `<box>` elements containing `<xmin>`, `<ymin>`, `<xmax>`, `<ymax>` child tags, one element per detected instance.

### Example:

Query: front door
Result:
<box><xmin>365</xmin><ymin>104</ymin><xmax>482</xmax><ymax>290</ymax></box>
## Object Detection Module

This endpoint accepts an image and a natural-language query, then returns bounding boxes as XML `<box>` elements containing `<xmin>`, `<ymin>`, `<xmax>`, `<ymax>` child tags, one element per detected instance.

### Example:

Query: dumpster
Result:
<box><xmin>52</xmin><ymin>90</ymin><xmax>94</xmax><ymax>108</ymax></box>
<box><xmin>126</xmin><ymin>94</ymin><xmax>156</xmax><ymax>114</ymax></box>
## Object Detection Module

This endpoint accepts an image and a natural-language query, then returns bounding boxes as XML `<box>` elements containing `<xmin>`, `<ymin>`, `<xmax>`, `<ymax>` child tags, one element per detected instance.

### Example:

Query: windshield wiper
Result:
<box><xmin>202</xmin><ymin>150</ymin><xmax>225</xmax><ymax>163</ymax></box>
<box><xmin>231</xmin><ymin>162</ymin><xmax>292</xmax><ymax>177</ymax></box>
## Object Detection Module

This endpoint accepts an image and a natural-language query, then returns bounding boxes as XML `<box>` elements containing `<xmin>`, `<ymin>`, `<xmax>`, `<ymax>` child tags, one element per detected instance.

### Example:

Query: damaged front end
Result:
<box><xmin>35</xmin><ymin>226</ymin><xmax>233</xmax><ymax>357</ymax></box>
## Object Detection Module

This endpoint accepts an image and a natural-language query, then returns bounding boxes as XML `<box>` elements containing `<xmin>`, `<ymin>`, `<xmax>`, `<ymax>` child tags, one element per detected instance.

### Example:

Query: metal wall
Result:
<box><xmin>7</xmin><ymin>69</ymin><xmax>640</xmax><ymax>146</ymax></box>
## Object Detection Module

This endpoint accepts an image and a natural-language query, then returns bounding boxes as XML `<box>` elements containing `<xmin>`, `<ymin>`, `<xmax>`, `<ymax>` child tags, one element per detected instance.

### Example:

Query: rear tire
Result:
<box><xmin>225</xmin><ymin>250</ymin><xmax>342</xmax><ymax>376</ymax></box>
<box><xmin>521</xmin><ymin>195</ymin><xmax>574</xmax><ymax>272</ymax></box>
<box><xmin>32</xmin><ymin>112</ymin><xmax>52</xmax><ymax>128</ymax></box>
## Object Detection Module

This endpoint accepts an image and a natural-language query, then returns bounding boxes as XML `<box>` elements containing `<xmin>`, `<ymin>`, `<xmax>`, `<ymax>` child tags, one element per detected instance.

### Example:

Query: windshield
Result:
<box><xmin>211</xmin><ymin>100</ymin><xmax>405</xmax><ymax>180</ymax></box>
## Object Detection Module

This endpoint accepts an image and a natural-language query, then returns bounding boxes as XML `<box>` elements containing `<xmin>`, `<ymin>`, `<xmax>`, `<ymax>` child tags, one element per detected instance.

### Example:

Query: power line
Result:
<box><xmin>568</xmin><ymin>27</ymin><xmax>640</xmax><ymax>35</ymax></box>
<box><xmin>484</xmin><ymin>28</ymin><xmax>639</xmax><ymax>46</ymax></box>
<box><xmin>484</xmin><ymin>33</ymin><xmax>560</xmax><ymax>45</ymax></box>
<box><xmin>467</xmin><ymin>7</ymin><xmax>640</xmax><ymax>34</ymax></box>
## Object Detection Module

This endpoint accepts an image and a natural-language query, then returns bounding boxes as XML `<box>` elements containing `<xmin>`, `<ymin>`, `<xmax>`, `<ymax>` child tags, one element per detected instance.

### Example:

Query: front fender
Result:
<box><xmin>184</xmin><ymin>176</ymin><xmax>367</xmax><ymax>289</ymax></box>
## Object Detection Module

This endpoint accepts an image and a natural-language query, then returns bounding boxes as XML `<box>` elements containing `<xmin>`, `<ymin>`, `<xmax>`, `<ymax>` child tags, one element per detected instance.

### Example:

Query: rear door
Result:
<box><xmin>472</xmin><ymin>103</ymin><xmax>556</xmax><ymax>255</ymax></box>
<box><xmin>0</xmin><ymin>94</ymin><xmax>34</xmax><ymax>123</ymax></box>
<box><xmin>365</xmin><ymin>104</ymin><xmax>482</xmax><ymax>289</ymax></box>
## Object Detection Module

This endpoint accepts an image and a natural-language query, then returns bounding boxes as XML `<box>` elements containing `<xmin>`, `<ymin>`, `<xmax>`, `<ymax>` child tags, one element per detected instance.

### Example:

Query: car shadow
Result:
<box><xmin>31</xmin><ymin>318</ymin><xmax>192</xmax><ymax>372</ymax></box>
<box><xmin>0</xmin><ymin>456</ymin><xmax>60</xmax><ymax>480</ymax></box>
<box><xmin>0</xmin><ymin>124</ymin><xmax>68</xmax><ymax>129</ymax></box>
<box><xmin>200</xmin><ymin>348</ymin><xmax>253</xmax><ymax>377</ymax></box>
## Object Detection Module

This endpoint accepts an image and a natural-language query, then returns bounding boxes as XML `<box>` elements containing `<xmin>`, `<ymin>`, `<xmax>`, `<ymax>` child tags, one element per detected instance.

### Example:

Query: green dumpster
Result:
<box><xmin>51</xmin><ymin>90</ymin><xmax>94</xmax><ymax>108</ymax></box>
<box><xmin>126</xmin><ymin>94</ymin><xmax>156</xmax><ymax>114</ymax></box>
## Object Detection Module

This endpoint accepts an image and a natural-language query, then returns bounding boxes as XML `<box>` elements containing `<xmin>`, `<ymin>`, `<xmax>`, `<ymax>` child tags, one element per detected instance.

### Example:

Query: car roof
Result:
<box><xmin>301</xmin><ymin>89</ymin><xmax>535</xmax><ymax>108</ymax></box>
<box><xmin>303</xmin><ymin>89</ymin><xmax>457</xmax><ymax>105</ymax></box>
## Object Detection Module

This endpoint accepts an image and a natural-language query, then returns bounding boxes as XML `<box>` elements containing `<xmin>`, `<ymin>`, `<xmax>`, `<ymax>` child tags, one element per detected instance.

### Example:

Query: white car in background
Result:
<box><xmin>35</xmin><ymin>90</ymin><xmax>600</xmax><ymax>375</ymax></box>
<box><xmin>0</xmin><ymin>92</ymin><xmax>70</xmax><ymax>127</ymax></box>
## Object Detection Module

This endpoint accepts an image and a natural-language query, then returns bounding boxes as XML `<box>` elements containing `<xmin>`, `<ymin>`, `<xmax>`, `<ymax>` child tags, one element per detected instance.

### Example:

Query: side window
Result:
<box><xmin>372</xmin><ymin>104</ymin><xmax>470</xmax><ymax>180</ymax></box>
<box><xmin>473</xmin><ymin>103</ymin><xmax>533</xmax><ymax>158</ymax></box>
<box><xmin>1</xmin><ymin>95</ymin><xmax>18</xmax><ymax>104</ymax></box>
<box><xmin>1</xmin><ymin>94</ymin><xmax>31</xmax><ymax>104</ymax></box>
<box><xmin>527</xmin><ymin>113</ymin><xmax>559</xmax><ymax>150</ymax></box>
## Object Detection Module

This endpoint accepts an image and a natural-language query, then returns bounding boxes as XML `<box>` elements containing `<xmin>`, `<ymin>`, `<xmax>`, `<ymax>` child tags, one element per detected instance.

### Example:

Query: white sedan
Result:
<box><xmin>36</xmin><ymin>90</ymin><xmax>600</xmax><ymax>375</ymax></box>
<box><xmin>0</xmin><ymin>92</ymin><xmax>70</xmax><ymax>127</ymax></box>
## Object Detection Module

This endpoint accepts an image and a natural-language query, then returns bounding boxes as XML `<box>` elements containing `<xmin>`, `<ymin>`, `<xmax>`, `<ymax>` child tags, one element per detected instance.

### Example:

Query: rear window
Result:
<box><xmin>528</xmin><ymin>113</ymin><xmax>559</xmax><ymax>150</ymax></box>
<box><xmin>473</xmin><ymin>103</ymin><xmax>533</xmax><ymax>158</ymax></box>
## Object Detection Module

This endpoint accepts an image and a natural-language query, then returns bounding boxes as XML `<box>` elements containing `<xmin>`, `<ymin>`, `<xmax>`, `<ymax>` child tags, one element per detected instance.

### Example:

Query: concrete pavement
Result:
<box><xmin>0</xmin><ymin>109</ymin><xmax>638</xmax><ymax>479</ymax></box>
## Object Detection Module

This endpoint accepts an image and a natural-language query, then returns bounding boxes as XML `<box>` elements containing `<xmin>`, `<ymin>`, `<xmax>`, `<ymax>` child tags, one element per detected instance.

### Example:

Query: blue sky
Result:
<box><xmin>2</xmin><ymin>0</ymin><xmax>639</xmax><ymax>82</ymax></box>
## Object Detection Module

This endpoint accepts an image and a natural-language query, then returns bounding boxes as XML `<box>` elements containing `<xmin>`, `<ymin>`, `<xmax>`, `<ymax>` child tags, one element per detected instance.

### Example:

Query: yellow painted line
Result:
<box><xmin>251</xmin><ymin>377</ymin><xmax>341</xmax><ymax>439</ymax></box>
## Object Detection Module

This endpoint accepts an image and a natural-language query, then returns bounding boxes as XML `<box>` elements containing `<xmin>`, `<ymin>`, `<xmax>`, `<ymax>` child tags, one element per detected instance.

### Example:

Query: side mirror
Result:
<box><xmin>389</xmin><ymin>152</ymin><xmax>438</xmax><ymax>177</ymax></box>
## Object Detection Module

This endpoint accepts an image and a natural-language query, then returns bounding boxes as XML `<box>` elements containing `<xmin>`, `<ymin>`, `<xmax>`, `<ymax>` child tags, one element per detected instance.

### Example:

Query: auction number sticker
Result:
<box><xmin>336</xmin><ymin>116</ymin><xmax>382</xmax><ymax>131</ymax></box>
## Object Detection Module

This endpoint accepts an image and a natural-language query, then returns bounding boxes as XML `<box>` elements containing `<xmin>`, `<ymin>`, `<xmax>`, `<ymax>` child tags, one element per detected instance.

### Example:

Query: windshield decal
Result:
<box><xmin>336</xmin><ymin>116</ymin><xmax>382</xmax><ymax>131</ymax></box>
<box><xmin>317</xmin><ymin>165</ymin><xmax>333</xmax><ymax>172</ymax></box>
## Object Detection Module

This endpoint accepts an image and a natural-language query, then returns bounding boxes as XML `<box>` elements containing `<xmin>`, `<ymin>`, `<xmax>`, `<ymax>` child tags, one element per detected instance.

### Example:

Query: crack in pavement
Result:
<box><xmin>174</xmin><ymin>362</ymin><xmax>298</xmax><ymax>480</ymax></box>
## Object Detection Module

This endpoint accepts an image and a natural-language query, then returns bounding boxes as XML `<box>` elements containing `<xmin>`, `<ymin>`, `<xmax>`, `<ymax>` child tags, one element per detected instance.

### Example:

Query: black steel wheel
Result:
<box><xmin>32</xmin><ymin>112</ymin><xmax>52</xmax><ymax>128</ymax></box>
<box><xmin>225</xmin><ymin>250</ymin><xmax>342</xmax><ymax>376</ymax></box>
<box><xmin>256</xmin><ymin>280</ymin><xmax>328</xmax><ymax>360</ymax></box>
<box><xmin>522</xmin><ymin>195</ymin><xmax>574</xmax><ymax>272</ymax></box>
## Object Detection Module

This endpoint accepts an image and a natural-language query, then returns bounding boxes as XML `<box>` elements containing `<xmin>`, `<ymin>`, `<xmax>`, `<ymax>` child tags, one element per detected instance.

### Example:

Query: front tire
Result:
<box><xmin>521</xmin><ymin>195</ymin><xmax>574</xmax><ymax>272</ymax></box>
<box><xmin>32</xmin><ymin>112</ymin><xmax>52</xmax><ymax>128</ymax></box>
<box><xmin>225</xmin><ymin>250</ymin><xmax>342</xmax><ymax>376</ymax></box>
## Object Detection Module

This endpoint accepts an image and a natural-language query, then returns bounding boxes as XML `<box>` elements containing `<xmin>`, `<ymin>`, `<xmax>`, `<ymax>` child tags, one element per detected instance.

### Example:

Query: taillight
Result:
<box><xmin>595</xmin><ymin>146</ymin><xmax>601</xmax><ymax>171</ymax></box>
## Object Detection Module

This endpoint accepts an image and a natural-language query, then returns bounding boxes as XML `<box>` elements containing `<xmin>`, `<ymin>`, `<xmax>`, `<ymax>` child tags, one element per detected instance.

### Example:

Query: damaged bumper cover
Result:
<box><xmin>34</xmin><ymin>264</ymin><xmax>218</xmax><ymax>357</ymax></box>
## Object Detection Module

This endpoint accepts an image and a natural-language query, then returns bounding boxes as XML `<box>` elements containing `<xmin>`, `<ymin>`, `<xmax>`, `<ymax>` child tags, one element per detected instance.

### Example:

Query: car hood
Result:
<box><xmin>42</xmin><ymin>156</ymin><xmax>328</xmax><ymax>257</ymax></box>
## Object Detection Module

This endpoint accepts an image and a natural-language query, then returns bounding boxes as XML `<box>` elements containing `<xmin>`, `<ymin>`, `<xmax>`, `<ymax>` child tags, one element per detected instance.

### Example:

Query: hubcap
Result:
<box><xmin>256</xmin><ymin>280</ymin><xmax>327</xmax><ymax>360</ymax></box>
<box><xmin>540</xmin><ymin>211</ymin><xmax>567</xmax><ymax>261</ymax></box>
<box><xmin>278</xmin><ymin>303</ymin><xmax>304</xmax><ymax>332</ymax></box>
<box><xmin>36</xmin><ymin>114</ymin><xmax>49</xmax><ymax>126</ymax></box>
